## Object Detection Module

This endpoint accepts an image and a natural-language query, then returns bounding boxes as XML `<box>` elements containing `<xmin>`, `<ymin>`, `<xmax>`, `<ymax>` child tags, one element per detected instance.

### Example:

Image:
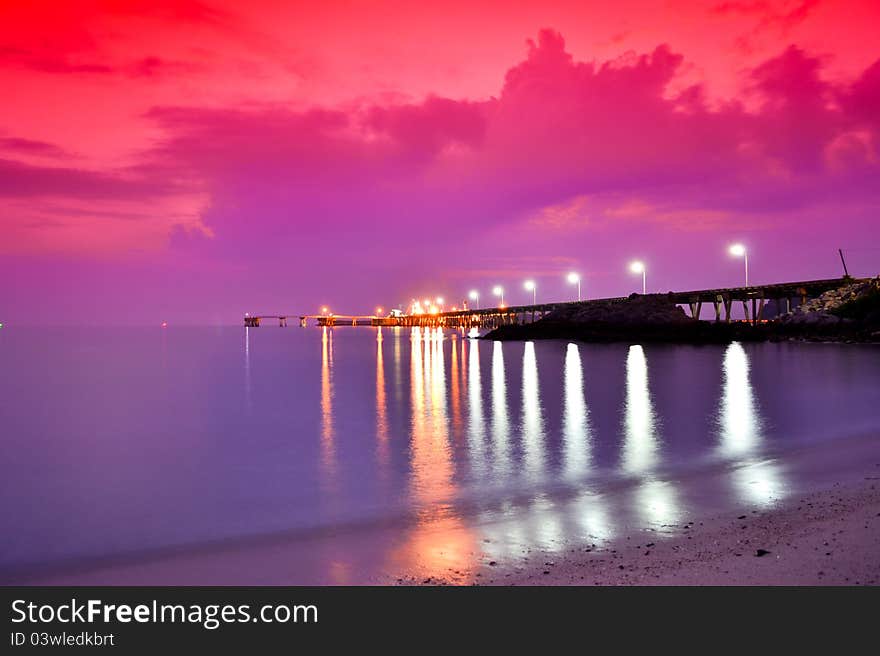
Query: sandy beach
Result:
<box><xmin>395</xmin><ymin>471</ymin><xmax>880</xmax><ymax>586</ymax></box>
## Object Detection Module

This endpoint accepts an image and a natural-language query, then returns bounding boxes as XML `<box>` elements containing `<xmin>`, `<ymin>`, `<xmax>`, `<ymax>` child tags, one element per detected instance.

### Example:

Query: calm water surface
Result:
<box><xmin>1</xmin><ymin>326</ymin><xmax>879</xmax><ymax>583</ymax></box>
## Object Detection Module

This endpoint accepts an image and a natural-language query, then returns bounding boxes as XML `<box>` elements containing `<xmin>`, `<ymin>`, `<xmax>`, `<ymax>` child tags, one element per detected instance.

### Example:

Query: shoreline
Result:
<box><xmin>8</xmin><ymin>434</ymin><xmax>880</xmax><ymax>587</ymax></box>
<box><xmin>398</xmin><ymin>476</ymin><xmax>880</xmax><ymax>586</ymax></box>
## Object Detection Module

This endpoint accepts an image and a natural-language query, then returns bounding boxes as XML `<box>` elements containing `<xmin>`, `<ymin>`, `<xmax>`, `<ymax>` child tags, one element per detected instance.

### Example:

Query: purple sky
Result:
<box><xmin>1</xmin><ymin>1</ymin><xmax>878</xmax><ymax>324</ymax></box>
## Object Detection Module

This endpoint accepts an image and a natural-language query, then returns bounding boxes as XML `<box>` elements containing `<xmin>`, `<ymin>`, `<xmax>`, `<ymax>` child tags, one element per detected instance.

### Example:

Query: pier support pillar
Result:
<box><xmin>742</xmin><ymin>300</ymin><xmax>750</xmax><ymax>323</ymax></box>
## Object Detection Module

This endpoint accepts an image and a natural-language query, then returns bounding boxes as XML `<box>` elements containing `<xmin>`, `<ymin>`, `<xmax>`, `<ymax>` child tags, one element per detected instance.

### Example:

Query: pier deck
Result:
<box><xmin>244</xmin><ymin>276</ymin><xmax>864</xmax><ymax>328</ymax></box>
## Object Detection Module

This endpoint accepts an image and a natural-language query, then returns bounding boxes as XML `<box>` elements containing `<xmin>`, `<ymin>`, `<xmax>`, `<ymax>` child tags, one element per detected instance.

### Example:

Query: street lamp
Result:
<box><xmin>567</xmin><ymin>272</ymin><xmax>581</xmax><ymax>301</ymax></box>
<box><xmin>321</xmin><ymin>306</ymin><xmax>328</xmax><ymax>315</ymax></box>
<box><xmin>630</xmin><ymin>261</ymin><xmax>646</xmax><ymax>294</ymax></box>
<box><xmin>524</xmin><ymin>280</ymin><xmax>536</xmax><ymax>305</ymax></box>
<box><xmin>376</xmin><ymin>307</ymin><xmax>383</xmax><ymax>316</ymax></box>
<box><xmin>469</xmin><ymin>290</ymin><xmax>479</xmax><ymax>309</ymax></box>
<box><xmin>492</xmin><ymin>285</ymin><xmax>505</xmax><ymax>307</ymax></box>
<box><xmin>729</xmin><ymin>244</ymin><xmax>749</xmax><ymax>287</ymax></box>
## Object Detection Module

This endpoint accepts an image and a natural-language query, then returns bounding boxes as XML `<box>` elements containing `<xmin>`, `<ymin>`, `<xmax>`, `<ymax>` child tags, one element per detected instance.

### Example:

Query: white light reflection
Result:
<box><xmin>491</xmin><ymin>341</ymin><xmax>512</xmax><ymax>477</ymax></box>
<box><xmin>562</xmin><ymin>343</ymin><xmax>591</xmax><ymax>479</ymax></box>
<box><xmin>466</xmin><ymin>338</ymin><xmax>487</xmax><ymax>479</ymax></box>
<box><xmin>731</xmin><ymin>459</ymin><xmax>785</xmax><ymax>508</ymax></box>
<box><xmin>571</xmin><ymin>491</ymin><xmax>614</xmax><ymax>544</ymax></box>
<box><xmin>633</xmin><ymin>479</ymin><xmax>681</xmax><ymax>529</ymax></box>
<box><xmin>715</xmin><ymin>343</ymin><xmax>786</xmax><ymax>506</ymax></box>
<box><xmin>521</xmin><ymin>342</ymin><xmax>545</xmax><ymax>479</ymax></box>
<box><xmin>718</xmin><ymin>341</ymin><xmax>762</xmax><ymax>456</ymax></box>
<box><xmin>622</xmin><ymin>345</ymin><xmax>659</xmax><ymax>474</ymax></box>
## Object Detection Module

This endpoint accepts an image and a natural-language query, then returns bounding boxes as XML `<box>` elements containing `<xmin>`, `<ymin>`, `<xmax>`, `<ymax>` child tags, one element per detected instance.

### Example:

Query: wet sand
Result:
<box><xmin>398</xmin><ymin>474</ymin><xmax>880</xmax><ymax>586</ymax></box>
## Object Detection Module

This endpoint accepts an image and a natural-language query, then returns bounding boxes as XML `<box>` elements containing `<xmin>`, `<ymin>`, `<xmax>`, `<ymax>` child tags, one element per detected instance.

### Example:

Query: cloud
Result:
<box><xmin>712</xmin><ymin>0</ymin><xmax>820</xmax><ymax>32</ymax></box>
<box><xmin>5</xmin><ymin>29</ymin><xmax>879</xmax><ymax>298</ymax></box>
<box><xmin>0</xmin><ymin>154</ymin><xmax>210</xmax><ymax>254</ymax></box>
<box><xmin>0</xmin><ymin>137</ymin><xmax>73</xmax><ymax>159</ymax></box>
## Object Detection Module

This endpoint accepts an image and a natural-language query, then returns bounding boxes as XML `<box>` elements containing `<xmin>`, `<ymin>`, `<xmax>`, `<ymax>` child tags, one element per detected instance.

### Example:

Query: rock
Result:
<box><xmin>755</xmin><ymin>549</ymin><xmax>771</xmax><ymax>557</ymax></box>
<box><xmin>488</xmin><ymin>561</ymin><xmax>497</xmax><ymax>566</ymax></box>
<box><xmin>543</xmin><ymin>294</ymin><xmax>693</xmax><ymax>326</ymax></box>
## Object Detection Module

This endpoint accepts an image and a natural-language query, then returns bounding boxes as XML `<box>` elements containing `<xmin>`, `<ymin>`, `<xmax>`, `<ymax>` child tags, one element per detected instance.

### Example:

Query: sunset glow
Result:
<box><xmin>1</xmin><ymin>0</ymin><xmax>878</xmax><ymax>324</ymax></box>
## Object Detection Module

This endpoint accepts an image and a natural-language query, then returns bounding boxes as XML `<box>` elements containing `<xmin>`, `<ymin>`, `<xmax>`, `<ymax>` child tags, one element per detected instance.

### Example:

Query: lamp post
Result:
<box><xmin>469</xmin><ymin>290</ymin><xmax>479</xmax><ymax>309</ymax></box>
<box><xmin>729</xmin><ymin>244</ymin><xmax>749</xmax><ymax>287</ymax></box>
<box><xmin>492</xmin><ymin>285</ymin><xmax>505</xmax><ymax>307</ymax></box>
<box><xmin>630</xmin><ymin>261</ymin><xmax>646</xmax><ymax>294</ymax></box>
<box><xmin>567</xmin><ymin>272</ymin><xmax>581</xmax><ymax>301</ymax></box>
<box><xmin>524</xmin><ymin>280</ymin><xmax>536</xmax><ymax>305</ymax></box>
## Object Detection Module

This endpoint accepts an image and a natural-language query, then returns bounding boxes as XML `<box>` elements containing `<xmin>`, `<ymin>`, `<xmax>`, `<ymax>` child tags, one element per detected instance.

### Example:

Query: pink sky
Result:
<box><xmin>1</xmin><ymin>0</ymin><xmax>878</xmax><ymax>324</ymax></box>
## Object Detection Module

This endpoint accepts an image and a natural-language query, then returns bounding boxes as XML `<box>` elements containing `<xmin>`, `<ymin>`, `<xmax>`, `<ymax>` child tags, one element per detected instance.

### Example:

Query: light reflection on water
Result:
<box><xmin>1</xmin><ymin>327</ymin><xmax>879</xmax><ymax>583</ymax></box>
<box><xmin>622</xmin><ymin>344</ymin><xmax>660</xmax><ymax>475</ymax></box>
<box><xmin>562</xmin><ymin>343</ymin><xmax>590</xmax><ymax>480</ymax></box>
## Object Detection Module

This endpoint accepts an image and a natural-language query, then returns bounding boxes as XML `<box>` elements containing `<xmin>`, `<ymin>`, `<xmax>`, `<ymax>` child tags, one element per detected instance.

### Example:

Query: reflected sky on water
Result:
<box><xmin>1</xmin><ymin>326</ymin><xmax>879</xmax><ymax>583</ymax></box>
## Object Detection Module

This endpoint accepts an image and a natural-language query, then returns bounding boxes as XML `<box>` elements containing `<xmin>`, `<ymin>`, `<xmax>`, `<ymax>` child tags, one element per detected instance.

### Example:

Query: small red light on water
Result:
<box><xmin>161</xmin><ymin>321</ymin><xmax>168</xmax><ymax>328</ymax></box>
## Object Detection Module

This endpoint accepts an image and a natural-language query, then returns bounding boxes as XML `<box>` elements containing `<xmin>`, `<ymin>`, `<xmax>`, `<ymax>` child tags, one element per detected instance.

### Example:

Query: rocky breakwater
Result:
<box><xmin>483</xmin><ymin>277</ymin><xmax>880</xmax><ymax>343</ymax></box>
<box><xmin>776</xmin><ymin>277</ymin><xmax>880</xmax><ymax>342</ymax></box>
<box><xmin>483</xmin><ymin>294</ymin><xmax>758</xmax><ymax>343</ymax></box>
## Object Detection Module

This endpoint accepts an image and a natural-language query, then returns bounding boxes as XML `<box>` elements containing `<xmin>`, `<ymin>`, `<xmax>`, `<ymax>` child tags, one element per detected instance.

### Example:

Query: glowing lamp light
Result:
<box><xmin>567</xmin><ymin>272</ymin><xmax>582</xmax><ymax>301</ymax></box>
<box><xmin>376</xmin><ymin>307</ymin><xmax>383</xmax><ymax>315</ymax></box>
<box><xmin>161</xmin><ymin>321</ymin><xmax>168</xmax><ymax>328</ymax></box>
<box><xmin>321</xmin><ymin>306</ymin><xmax>328</xmax><ymax>315</ymax></box>
<box><xmin>524</xmin><ymin>279</ymin><xmax>536</xmax><ymax>304</ymax></box>
<box><xmin>729</xmin><ymin>243</ymin><xmax>749</xmax><ymax>286</ymax></box>
<box><xmin>630</xmin><ymin>261</ymin><xmax>646</xmax><ymax>294</ymax></box>
<box><xmin>492</xmin><ymin>285</ymin><xmax>505</xmax><ymax>307</ymax></box>
<box><xmin>436</xmin><ymin>297</ymin><xmax>444</xmax><ymax>305</ymax></box>
<box><xmin>469</xmin><ymin>290</ymin><xmax>479</xmax><ymax>300</ymax></box>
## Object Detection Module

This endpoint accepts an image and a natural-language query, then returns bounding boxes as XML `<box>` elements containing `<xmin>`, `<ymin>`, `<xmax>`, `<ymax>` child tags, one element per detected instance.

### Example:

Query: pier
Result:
<box><xmin>244</xmin><ymin>276</ymin><xmax>863</xmax><ymax>328</ymax></box>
